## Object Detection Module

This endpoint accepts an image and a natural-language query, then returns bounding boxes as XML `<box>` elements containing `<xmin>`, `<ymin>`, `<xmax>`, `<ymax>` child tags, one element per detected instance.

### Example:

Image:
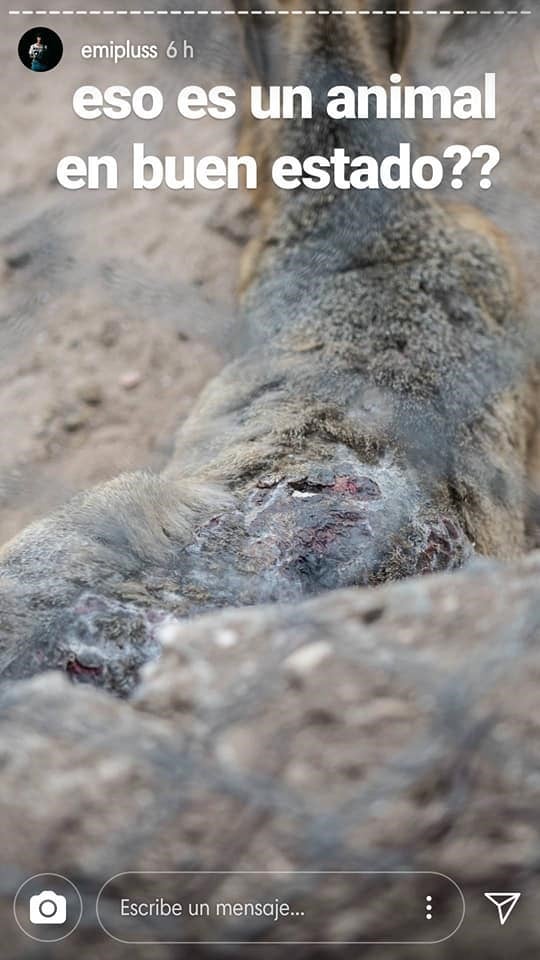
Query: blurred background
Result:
<box><xmin>0</xmin><ymin>0</ymin><xmax>538</xmax><ymax>544</ymax></box>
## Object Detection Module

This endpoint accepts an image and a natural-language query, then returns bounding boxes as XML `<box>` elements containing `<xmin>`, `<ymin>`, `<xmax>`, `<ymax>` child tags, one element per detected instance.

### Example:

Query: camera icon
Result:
<box><xmin>29</xmin><ymin>891</ymin><xmax>67</xmax><ymax>925</ymax></box>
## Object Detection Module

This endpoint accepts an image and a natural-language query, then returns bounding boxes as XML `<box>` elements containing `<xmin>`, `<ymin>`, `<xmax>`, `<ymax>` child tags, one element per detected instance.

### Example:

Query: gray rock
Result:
<box><xmin>0</xmin><ymin>553</ymin><xmax>538</xmax><ymax>957</ymax></box>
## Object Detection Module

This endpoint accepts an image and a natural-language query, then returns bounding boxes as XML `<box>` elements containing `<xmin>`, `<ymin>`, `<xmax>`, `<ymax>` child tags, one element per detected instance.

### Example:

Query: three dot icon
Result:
<box><xmin>426</xmin><ymin>895</ymin><xmax>433</xmax><ymax>920</ymax></box>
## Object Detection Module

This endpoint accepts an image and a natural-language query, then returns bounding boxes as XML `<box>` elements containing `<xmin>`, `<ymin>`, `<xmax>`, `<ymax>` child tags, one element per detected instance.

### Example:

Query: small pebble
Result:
<box><xmin>62</xmin><ymin>409</ymin><xmax>86</xmax><ymax>432</ymax></box>
<box><xmin>158</xmin><ymin>622</ymin><xmax>183</xmax><ymax>648</ymax></box>
<box><xmin>119</xmin><ymin>370</ymin><xmax>142</xmax><ymax>390</ymax></box>
<box><xmin>78</xmin><ymin>382</ymin><xmax>103</xmax><ymax>406</ymax></box>
<box><xmin>213</xmin><ymin>629</ymin><xmax>238</xmax><ymax>649</ymax></box>
<box><xmin>284</xmin><ymin>641</ymin><xmax>333</xmax><ymax>680</ymax></box>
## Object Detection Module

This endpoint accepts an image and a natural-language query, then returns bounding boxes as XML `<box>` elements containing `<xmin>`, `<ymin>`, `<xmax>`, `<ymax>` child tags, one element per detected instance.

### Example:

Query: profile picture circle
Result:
<box><xmin>18</xmin><ymin>27</ymin><xmax>63</xmax><ymax>73</ymax></box>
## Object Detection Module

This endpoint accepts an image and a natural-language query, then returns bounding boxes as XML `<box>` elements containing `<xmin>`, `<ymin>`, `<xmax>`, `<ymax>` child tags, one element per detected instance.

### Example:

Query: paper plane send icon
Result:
<box><xmin>484</xmin><ymin>892</ymin><xmax>521</xmax><ymax>925</ymax></box>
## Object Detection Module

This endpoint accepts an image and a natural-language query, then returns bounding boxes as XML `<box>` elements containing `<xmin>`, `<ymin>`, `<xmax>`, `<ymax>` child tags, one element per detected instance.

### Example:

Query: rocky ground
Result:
<box><xmin>0</xmin><ymin>552</ymin><xmax>539</xmax><ymax>957</ymax></box>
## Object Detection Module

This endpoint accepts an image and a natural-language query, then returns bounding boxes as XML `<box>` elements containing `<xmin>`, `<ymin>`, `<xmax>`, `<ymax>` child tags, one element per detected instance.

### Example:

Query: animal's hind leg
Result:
<box><xmin>0</xmin><ymin>472</ymin><xmax>230</xmax><ymax>695</ymax></box>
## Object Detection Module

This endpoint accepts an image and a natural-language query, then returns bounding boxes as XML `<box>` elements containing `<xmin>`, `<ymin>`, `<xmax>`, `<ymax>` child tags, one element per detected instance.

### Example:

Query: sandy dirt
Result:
<box><xmin>0</xmin><ymin>2</ymin><xmax>538</xmax><ymax>546</ymax></box>
<box><xmin>0</xmin><ymin>11</ymin><xmax>245</xmax><ymax>543</ymax></box>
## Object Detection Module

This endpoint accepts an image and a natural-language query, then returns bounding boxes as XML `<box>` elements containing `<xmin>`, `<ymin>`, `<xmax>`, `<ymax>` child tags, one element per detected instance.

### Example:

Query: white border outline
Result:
<box><xmin>96</xmin><ymin>869</ymin><xmax>466</xmax><ymax>945</ymax></box>
<box><xmin>0</xmin><ymin>5</ymin><xmax>527</xmax><ymax>948</ymax></box>
<box><xmin>7</xmin><ymin>9</ymin><xmax>535</xmax><ymax>15</ymax></box>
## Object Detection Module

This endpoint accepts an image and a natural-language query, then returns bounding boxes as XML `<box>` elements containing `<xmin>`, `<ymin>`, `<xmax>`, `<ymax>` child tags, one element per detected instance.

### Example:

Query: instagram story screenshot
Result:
<box><xmin>0</xmin><ymin>1</ymin><xmax>538</xmax><ymax>958</ymax></box>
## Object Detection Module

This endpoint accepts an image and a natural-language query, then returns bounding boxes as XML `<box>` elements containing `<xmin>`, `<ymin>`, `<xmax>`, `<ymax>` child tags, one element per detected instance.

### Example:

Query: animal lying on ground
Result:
<box><xmin>0</xmin><ymin>0</ymin><xmax>537</xmax><ymax>695</ymax></box>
